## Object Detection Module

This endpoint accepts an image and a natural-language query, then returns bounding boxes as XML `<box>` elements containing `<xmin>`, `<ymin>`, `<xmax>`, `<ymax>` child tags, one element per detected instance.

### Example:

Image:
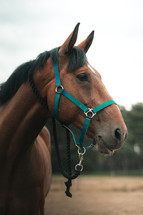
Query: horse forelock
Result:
<box><xmin>50</xmin><ymin>46</ymin><xmax>87</xmax><ymax>71</ymax></box>
<box><xmin>67</xmin><ymin>47</ymin><xmax>87</xmax><ymax>71</ymax></box>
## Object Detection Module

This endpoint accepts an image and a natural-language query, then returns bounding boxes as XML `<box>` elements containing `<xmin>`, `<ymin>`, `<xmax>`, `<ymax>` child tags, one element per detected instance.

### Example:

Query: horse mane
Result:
<box><xmin>0</xmin><ymin>47</ymin><xmax>87</xmax><ymax>104</ymax></box>
<box><xmin>0</xmin><ymin>51</ymin><xmax>50</xmax><ymax>104</ymax></box>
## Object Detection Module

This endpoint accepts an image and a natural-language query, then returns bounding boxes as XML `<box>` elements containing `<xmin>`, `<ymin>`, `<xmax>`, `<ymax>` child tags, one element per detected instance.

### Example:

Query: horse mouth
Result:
<box><xmin>93</xmin><ymin>137</ymin><xmax>115</xmax><ymax>155</ymax></box>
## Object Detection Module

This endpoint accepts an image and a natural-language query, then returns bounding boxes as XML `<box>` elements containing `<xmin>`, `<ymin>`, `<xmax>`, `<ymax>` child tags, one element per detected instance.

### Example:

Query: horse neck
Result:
<box><xmin>0</xmin><ymin>82</ymin><xmax>49</xmax><ymax>157</ymax></box>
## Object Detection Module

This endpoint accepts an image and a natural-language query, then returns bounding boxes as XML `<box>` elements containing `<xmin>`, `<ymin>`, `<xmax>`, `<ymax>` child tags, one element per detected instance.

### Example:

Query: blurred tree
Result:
<box><xmin>127</xmin><ymin>103</ymin><xmax>143</xmax><ymax>149</ymax></box>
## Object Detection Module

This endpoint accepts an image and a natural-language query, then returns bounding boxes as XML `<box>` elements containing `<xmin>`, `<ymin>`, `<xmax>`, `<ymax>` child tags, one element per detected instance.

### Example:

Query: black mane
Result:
<box><xmin>0</xmin><ymin>51</ymin><xmax>50</xmax><ymax>104</ymax></box>
<box><xmin>0</xmin><ymin>47</ymin><xmax>87</xmax><ymax>104</ymax></box>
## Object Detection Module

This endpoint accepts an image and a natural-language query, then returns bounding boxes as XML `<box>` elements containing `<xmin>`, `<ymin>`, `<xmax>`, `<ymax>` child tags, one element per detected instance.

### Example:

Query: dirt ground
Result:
<box><xmin>44</xmin><ymin>175</ymin><xmax>143</xmax><ymax>215</ymax></box>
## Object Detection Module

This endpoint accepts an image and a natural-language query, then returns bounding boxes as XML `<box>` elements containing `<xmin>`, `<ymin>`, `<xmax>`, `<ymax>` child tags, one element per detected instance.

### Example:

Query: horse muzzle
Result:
<box><xmin>93</xmin><ymin>127</ymin><xmax>128</xmax><ymax>155</ymax></box>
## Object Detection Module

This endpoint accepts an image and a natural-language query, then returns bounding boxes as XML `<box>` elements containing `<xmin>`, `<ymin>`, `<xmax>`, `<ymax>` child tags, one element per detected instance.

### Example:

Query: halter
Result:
<box><xmin>29</xmin><ymin>52</ymin><xmax>116</xmax><ymax>197</ymax></box>
<box><xmin>53</xmin><ymin>62</ymin><xmax>116</xmax><ymax>151</ymax></box>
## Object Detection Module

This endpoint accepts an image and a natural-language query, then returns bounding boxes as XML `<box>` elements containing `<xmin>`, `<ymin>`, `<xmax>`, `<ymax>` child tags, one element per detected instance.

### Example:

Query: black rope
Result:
<box><xmin>52</xmin><ymin>118</ymin><xmax>81</xmax><ymax>197</ymax></box>
<box><xmin>29</xmin><ymin>73</ymin><xmax>49</xmax><ymax>110</ymax></box>
<box><xmin>66</xmin><ymin>128</ymin><xmax>72</xmax><ymax>177</ymax></box>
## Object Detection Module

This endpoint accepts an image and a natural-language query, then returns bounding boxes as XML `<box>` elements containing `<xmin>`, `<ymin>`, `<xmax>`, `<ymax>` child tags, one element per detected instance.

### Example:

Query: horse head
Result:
<box><xmin>34</xmin><ymin>23</ymin><xmax>127</xmax><ymax>155</ymax></box>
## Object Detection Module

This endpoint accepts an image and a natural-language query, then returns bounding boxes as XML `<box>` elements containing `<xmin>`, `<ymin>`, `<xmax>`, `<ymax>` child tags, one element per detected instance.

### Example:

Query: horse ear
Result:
<box><xmin>78</xmin><ymin>31</ymin><xmax>94</xmax><ymax>53</ymax></box>
<box><xmin>59</xmin><ymin>23</ymin><xmax>80</xmax><ymax>56</ymax></box>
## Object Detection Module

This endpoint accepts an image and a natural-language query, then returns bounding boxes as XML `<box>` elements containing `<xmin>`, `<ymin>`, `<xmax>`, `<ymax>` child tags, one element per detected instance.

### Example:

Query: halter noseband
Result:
<box><xmin>53</xmin><ymin>62</ymin><xmax>116</xmax><ymax>150</ymax></box>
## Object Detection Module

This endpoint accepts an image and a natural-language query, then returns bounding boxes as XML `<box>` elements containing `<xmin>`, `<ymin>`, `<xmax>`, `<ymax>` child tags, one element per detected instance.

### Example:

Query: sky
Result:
<box><xmin>0</xmin><ymin>0</ymin><xmax>143</xmax><ymax>110</ymax></box>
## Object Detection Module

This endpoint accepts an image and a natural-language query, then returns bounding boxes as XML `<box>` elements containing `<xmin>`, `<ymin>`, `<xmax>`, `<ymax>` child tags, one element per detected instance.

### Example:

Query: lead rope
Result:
<box><xmin>52</xmin><ymin>118</ymin><xmax>81</xmax><ymax>197</ymax></box>
<box><xmin>65</xmin><ymin>127</ymin><xmax>72</xmax><ymax>197</ymax></box>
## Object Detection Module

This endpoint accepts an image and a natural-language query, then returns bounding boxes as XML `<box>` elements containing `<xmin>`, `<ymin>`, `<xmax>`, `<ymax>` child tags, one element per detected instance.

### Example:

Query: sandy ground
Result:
<box><xmin>44</xmin><ymin>175</ymin><xmax>143</xmax><ymax>215</ymax></box>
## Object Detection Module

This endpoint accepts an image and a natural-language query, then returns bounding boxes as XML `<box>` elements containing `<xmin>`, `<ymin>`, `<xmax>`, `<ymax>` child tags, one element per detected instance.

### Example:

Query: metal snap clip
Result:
<box><xmin>75</xmin><ymin>147</ymin><xmax>86</xmax><ymax>172</ymax></box>
<box><xmin>75</xmin><ymin>163</ymin><xmax>83</xmax><ymax>172</ymax></box>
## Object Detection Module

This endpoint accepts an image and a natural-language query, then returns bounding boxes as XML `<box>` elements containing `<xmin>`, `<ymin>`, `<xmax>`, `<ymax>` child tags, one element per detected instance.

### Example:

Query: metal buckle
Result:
<box><xmin>84</xmin><ymin>108</ymin><xmax>96</xmax><ymax>118</ymax></box>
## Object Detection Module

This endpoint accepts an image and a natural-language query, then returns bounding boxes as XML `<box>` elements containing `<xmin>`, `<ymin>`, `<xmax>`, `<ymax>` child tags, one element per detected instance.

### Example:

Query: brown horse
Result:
<box><xmin>0</xmin><ymin>23</ymin><xmax>127</xmax><ymax>214</ymax></box>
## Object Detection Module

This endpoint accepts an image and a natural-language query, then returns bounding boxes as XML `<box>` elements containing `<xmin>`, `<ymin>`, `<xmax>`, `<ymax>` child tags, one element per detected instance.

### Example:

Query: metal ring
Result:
<box><xmin>84</xmin><ymin>108</ymin><xmax>96</xmax><ymax>118</ymax></box>
<box><xmin>75</xmin><ymin>164</ymin><xmax>83</xmax><ymax>172</ymax></box>
<box><xmin>77</xmin><ymin>147</ymin><xmax>86</xmax><ymax>156</ymax></box>
<box><xmin>55</xmin><ymin>85</ymin><xmax>64</xmax><ymax>93</ymax></box>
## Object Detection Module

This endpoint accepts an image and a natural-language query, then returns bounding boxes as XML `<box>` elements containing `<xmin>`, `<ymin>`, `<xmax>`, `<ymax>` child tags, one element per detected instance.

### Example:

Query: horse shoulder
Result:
<box><xmin>38</xmin><ymin>126</ymin><xmax>51</xmax><ymax>154</ymax></box>
<box><xmin>36</xmin><ymin>127</ymin><xmax>52</xmax><ymax>195</ymax></box>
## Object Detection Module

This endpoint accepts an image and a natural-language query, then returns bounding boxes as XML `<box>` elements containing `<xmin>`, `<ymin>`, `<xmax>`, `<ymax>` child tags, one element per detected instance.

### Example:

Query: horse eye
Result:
<box><xmin>76</xmin><ymin>73</ymin><xmax>89</xmax><ymax>82</ymax></box>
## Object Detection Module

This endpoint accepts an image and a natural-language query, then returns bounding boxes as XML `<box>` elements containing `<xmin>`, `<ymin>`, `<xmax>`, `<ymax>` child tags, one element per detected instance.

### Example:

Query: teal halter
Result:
<box><xmin>29</xmin><ymin>52</ymin><xmax>116</xmax><ymax>197</ymax></box>
<box><xmin>53</xmin><ymin>63</ymin><xmax>116</xmax><ymax>150</ymax></box>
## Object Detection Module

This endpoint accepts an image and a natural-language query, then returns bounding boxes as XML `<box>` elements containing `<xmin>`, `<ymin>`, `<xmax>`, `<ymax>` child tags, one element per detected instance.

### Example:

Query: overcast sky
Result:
<box><xmin>0</xmin><ymin>0</ymin><xmax>143</xmax><ymax>109</ymax></box>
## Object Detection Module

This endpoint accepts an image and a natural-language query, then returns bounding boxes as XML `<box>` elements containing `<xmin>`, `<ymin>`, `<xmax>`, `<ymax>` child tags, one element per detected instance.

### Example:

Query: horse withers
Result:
<box><xmin>0</xmin><ymin>23</ymin><xmax>127</xmax><ymax>214</ymax></box>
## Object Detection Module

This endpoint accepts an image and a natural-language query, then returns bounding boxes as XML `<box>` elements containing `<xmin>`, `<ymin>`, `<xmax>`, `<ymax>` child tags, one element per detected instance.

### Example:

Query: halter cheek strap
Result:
<box><xmin>53</xmin><ymin>63</ymin><xmax>116</xmax><ymax>150</ymax></box>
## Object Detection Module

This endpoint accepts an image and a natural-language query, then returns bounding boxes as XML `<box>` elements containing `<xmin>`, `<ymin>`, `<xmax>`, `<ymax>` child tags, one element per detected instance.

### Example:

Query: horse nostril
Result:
<box><xmin>114</xmin><ymin>128</ymin><xmax>121</xmax><ymax>141</ymax></box>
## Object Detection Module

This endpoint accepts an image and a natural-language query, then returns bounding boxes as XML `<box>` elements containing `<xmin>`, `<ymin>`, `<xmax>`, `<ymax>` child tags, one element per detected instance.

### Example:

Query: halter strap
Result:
<box><xmin>53</xmin><ymin>61</ymin><xmax>116</xmax><ymax>150</ymax></box>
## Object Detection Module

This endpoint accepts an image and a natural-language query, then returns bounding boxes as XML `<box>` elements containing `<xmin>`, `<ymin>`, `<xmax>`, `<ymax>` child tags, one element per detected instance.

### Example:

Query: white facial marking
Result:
<box><xmin>88</xmin><ymin>64</ymin><xmax>95</xmax><ymax>74</ymax></box>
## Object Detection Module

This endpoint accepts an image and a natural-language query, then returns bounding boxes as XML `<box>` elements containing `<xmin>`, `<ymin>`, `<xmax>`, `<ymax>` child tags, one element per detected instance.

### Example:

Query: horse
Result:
<box><xmin>0</xmin><ymin>23</ymin><xmax>127</xmax><ymax>214</ymax></box>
